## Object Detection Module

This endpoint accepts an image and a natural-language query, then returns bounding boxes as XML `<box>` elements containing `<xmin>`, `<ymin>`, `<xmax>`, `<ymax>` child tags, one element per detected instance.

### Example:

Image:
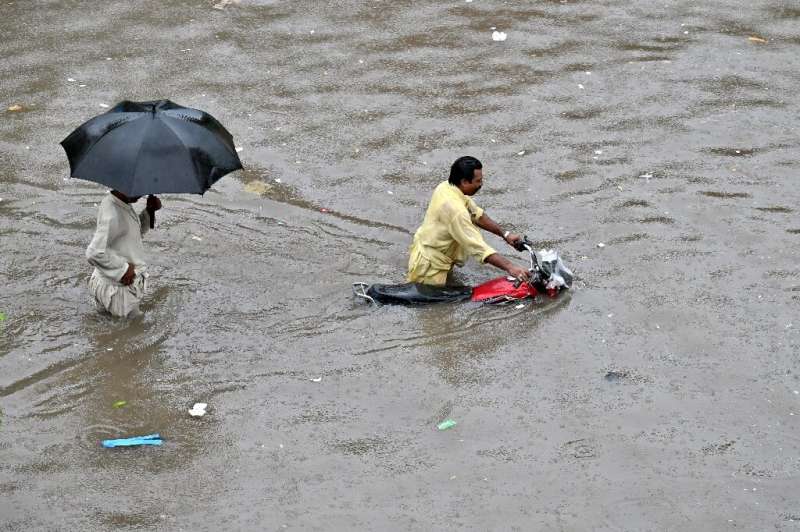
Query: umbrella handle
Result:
<box><xmin>148</xmin><ymin>195</ymin><xmax>155</xmax><ymax>229</ymax></box>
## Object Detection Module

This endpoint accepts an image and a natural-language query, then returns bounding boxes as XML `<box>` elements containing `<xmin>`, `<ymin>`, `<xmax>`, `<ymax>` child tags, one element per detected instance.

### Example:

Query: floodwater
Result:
<box><xmin>1</xmin><ymin>1</ymin><xmax>799</xmax><ymax>530</ymax></box>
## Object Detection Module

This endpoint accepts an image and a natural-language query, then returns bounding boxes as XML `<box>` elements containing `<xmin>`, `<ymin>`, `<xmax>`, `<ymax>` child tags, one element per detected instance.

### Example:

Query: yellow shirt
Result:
<box><xmin>407</xmin><ymin>181</ymin><xmax>496</xmax><ymax>285</ymax></box>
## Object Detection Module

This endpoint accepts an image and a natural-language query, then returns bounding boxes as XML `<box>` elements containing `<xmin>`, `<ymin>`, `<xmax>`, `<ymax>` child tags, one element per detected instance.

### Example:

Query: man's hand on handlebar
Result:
<box><xmin>507</xmin><ymin>264</ymin><xmax>530</xmax><ymax>283</ymax></box>
<box><xmin>503</xmin><ymin>232</ymin><xmax>523</xmax><ymax>249</ymax></box>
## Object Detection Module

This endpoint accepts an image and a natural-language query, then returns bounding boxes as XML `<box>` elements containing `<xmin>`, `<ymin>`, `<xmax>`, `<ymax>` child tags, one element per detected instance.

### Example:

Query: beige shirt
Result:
<box><xmin>86</xmin><ymin>193</ymin><xmax>151</xmax><ymax>282</ymax></box>
<box><xmin>410</xmin><ymin>181</ymin><xmax>496</xmax><ymax>271</ymax></box>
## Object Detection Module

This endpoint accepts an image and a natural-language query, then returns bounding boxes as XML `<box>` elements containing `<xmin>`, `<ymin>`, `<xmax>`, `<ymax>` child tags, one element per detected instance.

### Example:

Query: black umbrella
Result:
<box><xmin>61</xmin><ymin>99</ymin><xmax>243</xmax><ymax>198</ymax></box>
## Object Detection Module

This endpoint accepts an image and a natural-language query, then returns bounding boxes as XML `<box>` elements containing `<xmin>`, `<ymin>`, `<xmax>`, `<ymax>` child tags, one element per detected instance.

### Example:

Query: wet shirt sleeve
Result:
<box><xmin>465</xmin><ymin>196</ymin><xmax>484</xmax><ymax>222</ymax></box>
<box><xmin>86</xmin><ymin>203</ymin><xmax>129</xmax><ymax>281</ymax></box>
<box><xmin>139</xmin><ymin>209</ymin><xmax>150</xmax><ymax>237</ymax></box>
<box><xmin>447</xmin><ymin>209</ymin><xmax>496</xmax><ymax>263</ymax></box>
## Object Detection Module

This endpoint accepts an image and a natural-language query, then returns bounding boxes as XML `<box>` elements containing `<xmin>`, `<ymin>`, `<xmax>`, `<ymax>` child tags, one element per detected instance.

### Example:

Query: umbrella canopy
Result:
<box><xmin>60</xmin><ymin>100</ymin><xmax>242</xmax><ymax>197</ymax></box>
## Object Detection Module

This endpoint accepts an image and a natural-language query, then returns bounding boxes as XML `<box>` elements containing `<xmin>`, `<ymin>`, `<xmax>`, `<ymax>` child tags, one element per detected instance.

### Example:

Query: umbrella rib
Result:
<box><xmin>157</xmin><ymin>116</ymin><xmax>203</xmax><ymax>184</ymax></box>
<box><xmin>71</xmin><ymin>114</ymin><xmax>142</xmax><ymax>180</ymax></box>
<box><xmin>161</xmin><ymin>114</ymin><xmax>237</xmax><ymax>159</ymax></box>
<box><xmin>126</xmin><ymin>120</ymin><xmax>152</xmax><ymax>195</ymax></box>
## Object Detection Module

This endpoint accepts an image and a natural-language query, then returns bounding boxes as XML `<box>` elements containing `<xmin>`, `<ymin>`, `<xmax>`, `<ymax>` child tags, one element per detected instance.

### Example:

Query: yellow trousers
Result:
<box><xmin>406</xmin><ymin>244</ymin><xmax>450</xmax><ymax>286</ymax></box>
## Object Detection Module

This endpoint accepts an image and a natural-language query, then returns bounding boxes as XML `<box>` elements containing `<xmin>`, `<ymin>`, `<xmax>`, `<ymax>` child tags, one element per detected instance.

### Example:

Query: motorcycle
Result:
<box><xmin>353</xmin><ymin>237</ymin><xmax>573</xmax><ymax>305</ymax></box>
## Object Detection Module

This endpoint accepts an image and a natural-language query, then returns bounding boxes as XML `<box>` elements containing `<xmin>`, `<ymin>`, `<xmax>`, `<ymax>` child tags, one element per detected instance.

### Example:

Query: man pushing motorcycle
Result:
<box><xmin>407</xmin><ymin>156</ymin><xmax>531</xmax><ymax>286</ymax></box>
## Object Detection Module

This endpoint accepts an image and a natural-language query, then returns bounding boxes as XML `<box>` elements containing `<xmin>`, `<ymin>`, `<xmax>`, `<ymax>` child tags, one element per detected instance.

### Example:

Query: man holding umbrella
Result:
<box><xmin>85</xmin><ymin>192</ymin><xmax>162</xmax><ymax>318</ymax></box>
<box><xmin>61</xmin><ymin>100</ymin><xmax>243</xmax><ymax>318</ymax></box>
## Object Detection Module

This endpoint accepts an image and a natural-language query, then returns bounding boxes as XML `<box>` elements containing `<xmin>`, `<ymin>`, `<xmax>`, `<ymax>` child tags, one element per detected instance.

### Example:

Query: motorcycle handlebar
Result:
<box><xmin>513</xmin><ymin>235</ymin><xmax>532</xmax><ymax>252</ymax></box>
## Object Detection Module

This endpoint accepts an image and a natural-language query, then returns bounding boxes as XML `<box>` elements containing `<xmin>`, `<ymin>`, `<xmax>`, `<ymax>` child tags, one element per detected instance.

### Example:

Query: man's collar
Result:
<box><xmin>447</xmin><ymin>182</ymin><xmax>469</xmax><ymax>202</ymax></box>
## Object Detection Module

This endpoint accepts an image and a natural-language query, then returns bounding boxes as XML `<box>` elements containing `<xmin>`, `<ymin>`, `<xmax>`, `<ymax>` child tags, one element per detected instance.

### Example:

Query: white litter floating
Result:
<box><xmin>491</xmin><ymin>31</ymin><xmax>507</xmax><ymax>42</ymax></box>
<box><xmin>310</xmin><ymin>377</ymin><xmax>322</xmax><ymax>383</ymax></box>
<box><xmin>515</xmin><ymin>304</ymin><xmax>524</xmax><ymax>309</ymax></box>
<box><xmin>67</xmin><ymin>77</ymin><xmax>76</xmax><ymax>82</ymax></box>
<box><xmin>578</xmin><ymin>83</ymin><xmax>585</xmax><ymax>89</ymax></box>
<box><xmin>189</xmin><ymin>403</ymin><xmax>208</xmax><ymax>417</ymax></box>
<box><xmin>213</xmin><ymin>0</ymin><xmax>239</xmax><ymax>9</ymax></box>
<box><xmin>235</xmin><ymin>146</ymin><xmax>243</xmax><ymax>152</ymax></box>
<box><xmin>517</xmin><ymin>150</ymin><xmax>525</xmax><ymax>155</ymax></box>
<box><xmin>191</xmin><ymin>235</ymin><xmax>202</xmax><ymax>241</ymax></box>
<box><xmin>99</xmin><ymin>103</ymin><xmax>109</xmax><ymax>108</ymax></box>
<box><xmin>597</xmin><ymin>242</ymin><xmax>605</xmax><ymax>248</ymax></box>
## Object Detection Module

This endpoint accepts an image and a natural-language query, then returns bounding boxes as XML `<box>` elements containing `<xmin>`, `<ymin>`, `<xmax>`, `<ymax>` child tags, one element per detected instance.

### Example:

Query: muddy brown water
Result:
<box><xmin>1</xmin><ymin>1</ymin><xmax>799</xmax><ymax>530</ymax></box>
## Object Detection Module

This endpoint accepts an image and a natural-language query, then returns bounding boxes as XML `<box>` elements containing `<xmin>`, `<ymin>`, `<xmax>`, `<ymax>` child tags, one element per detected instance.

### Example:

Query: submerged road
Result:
<box><xmin>1</xmin><ymin>1</ymin><xmax>799</xmax><ymax>529</ymax></box>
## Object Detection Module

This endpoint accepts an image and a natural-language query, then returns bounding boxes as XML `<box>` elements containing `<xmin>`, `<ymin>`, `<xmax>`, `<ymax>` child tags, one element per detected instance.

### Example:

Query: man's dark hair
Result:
<box><xmin>448</xmin><ymin>156</ymin><xmax>483</xmax><ymax>186</ymax></box>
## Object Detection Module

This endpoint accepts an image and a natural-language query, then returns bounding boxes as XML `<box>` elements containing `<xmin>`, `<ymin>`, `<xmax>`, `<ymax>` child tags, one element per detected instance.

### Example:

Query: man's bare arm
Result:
<box><xmin>476</xmin><ymin>213</ymin><xmax>521</xmax><ymax>247</ymax></box>
<box><xmin>485</xmin><ymin>253</ymin><xmax>529</xmax><ymax>282</ymax></box>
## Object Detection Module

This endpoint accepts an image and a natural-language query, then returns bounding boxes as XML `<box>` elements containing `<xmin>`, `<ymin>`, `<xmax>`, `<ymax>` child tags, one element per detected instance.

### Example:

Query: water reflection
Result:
<box><xmin>416</xmin><ymin>292</ymin><xmax>573</xmax><ymax>386</ymax></box>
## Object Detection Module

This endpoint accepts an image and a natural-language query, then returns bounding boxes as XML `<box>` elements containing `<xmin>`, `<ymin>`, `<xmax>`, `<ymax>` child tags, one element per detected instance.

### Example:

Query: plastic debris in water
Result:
<box><xmin>597</xmin><ymin>242</ymin><xmax>605</xmax><ymax>248</ymax></box>
<box><xmin>437</xmin><ymin>419</ymin><xmax>457</xmax><ymax>431</ymax></box>
<box><xmin>748</xmin><ymin>36</ymin><xmax>767</xmax><ymax>44</ymax></box>
<box><xmin>310</xmin><ymin>377</ymin><xmax>322</xmax><ymax>383</ymax></box>
<box><xmin>517</xmin><ymin>150</ymin><xmax>525</xmax><ymax>156</ymax></box>
<box><xmin>7</xmin><ymin>104</ymin><xmax>23</xmax><ymax>112</ymax></box>
<box><xmin>213</xmin><ymin>0</ymin><xmax>239</xmax><ymax>9</ymax></box>
<box><xmin>67</xmin><ymin>77</ymin><xmax>76</xmax><ymax>82</ymax></box>
<box><xmin>102</xmin><ymin>433</ymin><xmax>162</xmax><ymax>448</ymax></box>
<box><xmin>515</xmin><ymin>303</ymin><xmax>525</xmax><ymax>309</ymax></box>
<box><xmin>491</xmin><ymin>31</ymin><xmax>507</xmax><ymax>42</ymax></box>
<box><xmin>235</xmin><ymin>146</ymin><xmax>243</xmax><ymax>152</ymax></box>
<box><xmin>188</xmin><ymin>403</ymin><xmax>207</xmax><ymax>417</ymax></box>
<box><xmin>112</xmin><ymin>400</ymin><xmax>127</xmax><ymax>408</ymax></box>
<box><xmin>244</xmin><ymin>181</ymin><xmax>269</xmax><ymax>195</ymax></box>
<box><xmin>99</xmin><ymin>103</ymin><xmax>109</xmax><ymax>108</ymax></box>
<box><xmin>191</xmin><ymin>235</ymin><xmax>203</xmax><ymax>241</ymax></box>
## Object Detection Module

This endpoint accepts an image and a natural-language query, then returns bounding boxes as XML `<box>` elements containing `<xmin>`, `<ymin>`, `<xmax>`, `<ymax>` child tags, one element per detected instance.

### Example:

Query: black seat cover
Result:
<box><xmin>366</xmin><ymin>283</ymin><xmax>473</xmax><ymax>305</ymax></box>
